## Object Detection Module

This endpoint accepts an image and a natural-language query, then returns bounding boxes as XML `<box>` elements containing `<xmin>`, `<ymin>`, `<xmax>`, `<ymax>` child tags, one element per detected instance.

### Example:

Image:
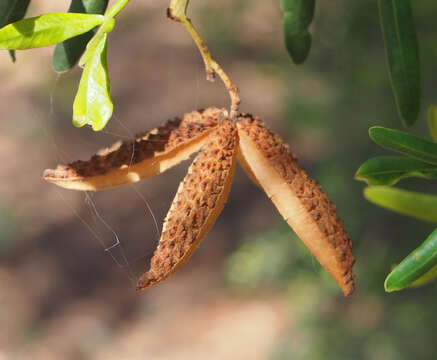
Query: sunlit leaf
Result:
<box><xmin>0</xmin><ymin>13</ymin><xmax>105</xmax><ymax>50</ymax></box>
<box><xmin>0</xmin><ymin>0</ymin><xmax>31</xmax><ymax>61</ymax></box>
<box><xmin>427</xmin><ymin>105</ymin><xmax>437</xmax><ymax>142</ymax></box>
<box><xmin>369</xmin><ymin>126</ymin><xmax>437</xmax><ymax>165</ymax></box>
<box><xmin>355</xmin><ymin>156</ymin><xmax>437</xmax><ymax>186</ymax></box>
<box><xmin>73</xmin><ymin>33</ymin><xmax>112</xmax><ymax>131</ymax></box>
<box><xmin>78</xmin><ymin>16</ymin><xmax>114</xmax><ymax>68</ymax></box>
<box><xmin>364</xmin><ymin>186</ymin><xmax>437</xmax><ymax>223</ymax></box>
<box><xmin>385</xmin><ymin>228</ymin><xmax>437</xmax><ymax>292</ymax></box>
<box><xmin>78</xmin><ymin>31</ymin><xmax>104</xmax><ymax>67</ymax></box>
<box><xmin>53</xmin><ymin>0</ymin><xmax>109</xmax><ymax>73</ymax></box>
<box><xmin>378</xmin><ymin>0</ymin><xmax>421</xmax><ymax>127</ymax></box>
<box><xmin>105</xmin><ymin>0</ymin><xmax>131</xmax><ymax>19</ymax></box>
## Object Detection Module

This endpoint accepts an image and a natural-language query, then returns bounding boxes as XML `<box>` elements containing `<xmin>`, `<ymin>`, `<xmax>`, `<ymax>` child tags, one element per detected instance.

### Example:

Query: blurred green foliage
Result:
<box><xmin>197</xmin><ymin>0</ymin><xmax>437</xmax><ymax>358</ymax></box>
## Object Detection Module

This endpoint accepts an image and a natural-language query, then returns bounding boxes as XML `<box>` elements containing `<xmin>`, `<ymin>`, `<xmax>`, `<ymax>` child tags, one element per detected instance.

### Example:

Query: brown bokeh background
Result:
<box><xmin>1</xmin><ymin>2</ymin><xmax>289</xmax><ymax>359</ymax></box>
<box><xmin>1</xmin><ymin>1</ymin><xmax>437</xmax><ymax>359</ymax></box>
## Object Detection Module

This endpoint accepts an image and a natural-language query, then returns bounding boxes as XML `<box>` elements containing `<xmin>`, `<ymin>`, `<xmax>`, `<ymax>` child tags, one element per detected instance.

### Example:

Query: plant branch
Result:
<box><xmin>168</xmin><ymin>0</ymin><xmax>240</xmax><ymax>119</ymax></box>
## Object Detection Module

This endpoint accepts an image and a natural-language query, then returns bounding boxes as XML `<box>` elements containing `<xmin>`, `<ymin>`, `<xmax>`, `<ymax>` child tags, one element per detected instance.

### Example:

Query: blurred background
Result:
<box><xmin>1</xmin><ymin>0</ymin><xmax>437</xmax><ymax>359</ymax></box>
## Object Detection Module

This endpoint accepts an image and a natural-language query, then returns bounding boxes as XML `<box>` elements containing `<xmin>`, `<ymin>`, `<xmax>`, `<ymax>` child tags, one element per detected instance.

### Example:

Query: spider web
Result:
<box><xmin>41</xmin><ymin>6</ymin><xmax>216</xmax><ymax>289</ymax></box>
<box><xmin>44</xmin><ymin>75</ymin><xmax>165</xmax><ymax>288</ymax></box>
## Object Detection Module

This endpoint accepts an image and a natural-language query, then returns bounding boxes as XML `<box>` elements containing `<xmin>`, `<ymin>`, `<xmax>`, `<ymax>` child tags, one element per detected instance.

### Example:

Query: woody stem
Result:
<box><xmin>167</xmin><ymin>1</ymin><xmax>240</xmax><ymax>119</ymax></box>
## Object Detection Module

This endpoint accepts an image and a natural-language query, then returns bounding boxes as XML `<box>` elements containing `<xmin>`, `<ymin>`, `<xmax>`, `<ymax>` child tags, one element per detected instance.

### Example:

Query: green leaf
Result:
<box><xmin>369</xmin><ymin>126</ymin><xmax>437</xmax><ymax>165</ymax></box>
<box><xmin>73</xmin><ymin>33</ymin><xmax>112</xmax><ymax>131</ymax></box>
<box><xmin>364</xmin><ymin>186</ymin><xmax>437</xmax><ymax>223</ymax></box>
<box><xmin>378</xmin><ymin>0</ymin><xmax>421</xmax><ymax>127</ymax></box>
<box><xmin>53</xmin><ymin>0</ymin><xmax>109</xmax><ymax>73</ymax></box>
<box><xmin>105</xmin><ymin>0</ymin><xmax>131</xmax><ymax>19</ymax></box>
<box><xmin>0</xmin><ymin>13</ymin><xmax>105</xmax><ymax>50</ymax></box>
<box><xmin>78</xmin><ymin>17</ymin><xmax>114</xmax><ymax>68</ymax></box>
<box><xmin>78</xmin><ymin>30</ymin><xmax>104</xmax><ymax>67</ymax></box>
<box><xmin>427</xmin><ymin>105</ymin><xmax>437</xmax><ymax>142</ymax></box>
<box><xmin>281</xmin><ymin>0</ymin><xmax>315</xmax><ymax>65</ymax></box>
<box><xmin>53</xmin><ymin>32</ymin><xmax>94</xmax><ymax>73</ymax></box>
<box><xmin>0</xmin><ymin>0</ymin><xmax>31</xmax><ymax>27</ymax></box>
<box><xmin>355</xmin><ymin>156</ymin><xmax>437</xmax><ymax>186</ymax></box>
<box><xmin>409</xmin><ymin>263</ymin><xmax>437</xmax><ymax>288</ymax></box>
<box><xmin>280</xmin><ymin>0</ymin><xmax>315</xmax><ymax>29</ymax></box>
<box><xmin>0</xmin><ymin>0</ymin><xmax>31</xmax><ymax>62</ymax></box>
<box><xmin>385</xmin><ymin>228</ymin><xmax>437</xmax><ymax>292</ymax></box>
<box><xmin>283</xmin><ymin>19</ymin><xmax>312</xmax><ymax>64</ymax></box>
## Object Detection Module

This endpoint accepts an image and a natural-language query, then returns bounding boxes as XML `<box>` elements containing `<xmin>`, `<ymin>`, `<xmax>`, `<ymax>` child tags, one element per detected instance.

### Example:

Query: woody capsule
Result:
<box><xmin>44</xmin><ymin>108</ymin><xmax>355</xmax><ymax>296</ymax></box>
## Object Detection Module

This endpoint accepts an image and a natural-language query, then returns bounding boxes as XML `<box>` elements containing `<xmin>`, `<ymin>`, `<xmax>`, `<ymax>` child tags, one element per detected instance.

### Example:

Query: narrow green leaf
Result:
<box><xmin>364</xmin><ymin>186</ymin><xmax>437</xmax><ymax>223</ymax></box>
<box><xmin>281</xmin><ymin>0</ymin><xmax>315</xmax><ymax>65</ymax></box>
<box><xmin>0</xmin><ymin>13</ymin><xmax>105</xmax><ymax>50</ymax></box>
<box><xmin>53</xmin><ymin>0</ymin><xmax>109</xmax><ymax>73</ymax></box>
<box><xmin>409</xmin><ymin>263</ymin><xmax>437</xmax><ymax>288</ymax></box>
<box><xmin>355</xmin><ymin>156</ymin><xmax>437</xmax><ymax>186</ymax></box>
<box><xmin>369</xmin><ymin>126</ymin><xmax>437</xmax><ymax>165</ymax></box>
<box><xmin>0</xmin><ymin>0</ymin><xmax>31</xmax><ymax>62</ymax></box>
<box><xmin>378</xmin><ymin>0</ymin><xmax>421</xmax><ymax>127</ymax></box>
<box><xmin>280</xmin><ymin>0</ymin><xmax>315</xmax><ymax>28</ymax></box>
<box><xmin>385</xmin><ymin>228</ymin><xmax>437</xmax><ymax>292</ymax></box>
<box><xmin>0</xmin><ymin>0</ymin><xmax>31</xmax><ymax>27</ymax></box>
<box><xmin>283</xmin><ymin>18</ymin><xmax>312</xmax><ymax>64</ymax></box>
<box><xmin>73</xmin><ymin>33</ymin><xmax>112</xmax><ymax>131</ymax></box>
<box><xmin>427</xmin><ymin>105</ymin><xmax>437</xmax><ymax>142</ymax></box>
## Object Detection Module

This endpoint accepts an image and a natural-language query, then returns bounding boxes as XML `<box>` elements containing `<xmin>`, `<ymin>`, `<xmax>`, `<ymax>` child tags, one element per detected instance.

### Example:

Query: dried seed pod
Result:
<box><xmin>43</xmin><ymin>107</ymin><xmax>225</xmax><ymax>191</ymax></box>
<box><xmin>236</xmin><ymin>114</ymin><xmax>355</xmax><ymax>296</ymax></box>
<box><xmin>137</xmin><ymin>120</ymin><xmax>237</xmax><ymax>290</ymax></box>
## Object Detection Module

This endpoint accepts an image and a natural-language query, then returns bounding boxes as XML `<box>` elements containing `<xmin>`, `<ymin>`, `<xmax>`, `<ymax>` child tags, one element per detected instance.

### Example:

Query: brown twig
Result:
<box><xmin>167</xmin><ymin>2</ymin><xmax>240</xmax><ymax>119</ymax></box>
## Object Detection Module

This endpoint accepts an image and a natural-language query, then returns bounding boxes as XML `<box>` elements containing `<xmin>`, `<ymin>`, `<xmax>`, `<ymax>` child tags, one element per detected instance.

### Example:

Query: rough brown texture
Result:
<box><xmin>43</xmin><ymin>107</ymin><xmax>225</xmax><ymax>190</ymax></box>
<box><xmin>137</xmin><ymin>120</ymin><xmax>237</xmax><ymax>290</ymax></box>
<box><xmin>43</xmin><ymin>106</ymin><xmax>355</xmax><ymax>295</ymax></box>
<box><xmin>237</xmin><ymin>114</ymin><xmax>355</xmax><ymax>296</ymax></box>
